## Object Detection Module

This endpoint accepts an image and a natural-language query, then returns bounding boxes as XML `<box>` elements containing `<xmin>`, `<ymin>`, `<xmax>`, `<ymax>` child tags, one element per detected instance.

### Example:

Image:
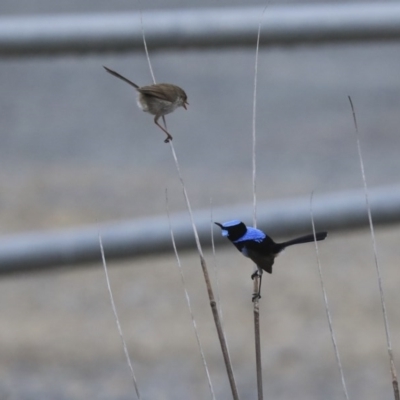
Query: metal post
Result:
<box><xmin>0</xmin><ymin>185</ymin><xmax>399</xmax><ymax>273</ymax></box>
<box><xmin>1</xmin><ymin>3</ymin><xmax>400</xmax><ymax>56</ymax></box>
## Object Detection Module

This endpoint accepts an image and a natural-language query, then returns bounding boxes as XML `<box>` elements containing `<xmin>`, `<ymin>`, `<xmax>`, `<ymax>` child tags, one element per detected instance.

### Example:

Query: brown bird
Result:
<box><xmin>103</xmin><ymin>66</ymin><xmax>188</xmax><ymax>143</ymax></box>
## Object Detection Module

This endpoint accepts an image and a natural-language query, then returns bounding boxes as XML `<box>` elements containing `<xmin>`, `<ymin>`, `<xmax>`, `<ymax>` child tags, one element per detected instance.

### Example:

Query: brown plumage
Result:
<box><xmin>103</xmin><ymin>66</ymin><xmax>188</xmax><ymax>142</ymax></box>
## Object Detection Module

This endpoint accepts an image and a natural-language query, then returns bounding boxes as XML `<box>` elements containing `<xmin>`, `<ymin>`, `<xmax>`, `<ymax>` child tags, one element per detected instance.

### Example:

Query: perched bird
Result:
<box><xmin>215</xmin><ymin>220</ymin><xmax>328</xmax><ymax>300</ymax></box>
<box><xmin>103</xmin><ymin>66</ymin><xmax>188</xmax><ymax>143</ymax></box>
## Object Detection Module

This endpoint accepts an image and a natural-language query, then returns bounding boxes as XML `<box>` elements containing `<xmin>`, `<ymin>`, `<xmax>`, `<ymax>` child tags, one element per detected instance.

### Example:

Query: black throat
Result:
<box><xmin>225</xmin><ymin>222</ymin><xmax>247</xmax><ymax>242</ymax></box>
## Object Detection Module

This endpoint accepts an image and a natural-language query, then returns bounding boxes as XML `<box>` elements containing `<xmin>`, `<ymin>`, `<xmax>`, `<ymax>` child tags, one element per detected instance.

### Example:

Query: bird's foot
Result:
<box><xmin>252</xmin><ymin>292</ymin><xmax>261</xmax><ymax>302</ymax></box>
<box><xmin>251</xmin><ymin>269</ymin><xmax>262</xmax><ymax>280</ymax></box>
<box><xmin>164</xmin><ymin>134</ymin><xmax>173</xmax><ymax>143</ymax></box>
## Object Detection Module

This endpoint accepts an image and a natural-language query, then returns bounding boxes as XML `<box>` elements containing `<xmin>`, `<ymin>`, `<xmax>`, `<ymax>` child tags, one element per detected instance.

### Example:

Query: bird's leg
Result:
<box><xmin>154</xmin><ymin>115</ymin><xmax>173</xmax><ymax>143</ymax></box>
<box><xmin>251</xmin><ymin>268</ymin><xmax>263</xmax><ymax>302</ymax></box>
<box><xmin>251</xmin><ymin>268</ymin><xmax>262</xmax><ymax>280</ymax></box>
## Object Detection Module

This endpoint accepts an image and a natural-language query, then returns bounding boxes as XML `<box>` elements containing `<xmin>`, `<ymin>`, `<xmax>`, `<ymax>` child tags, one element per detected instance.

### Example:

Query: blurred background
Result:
<box><xmin>0</xmin><ymin>0</ymin><xmax>400</xmax><ymax>399</ymax></box>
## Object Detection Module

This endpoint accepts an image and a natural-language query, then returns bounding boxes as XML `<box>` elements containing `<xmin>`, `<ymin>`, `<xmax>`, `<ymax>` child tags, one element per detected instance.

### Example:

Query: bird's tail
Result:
<box><xmin>275</xmin><ymin>231</ymin><xmax>328</xmax><ymax>252</ymax></box>
<box><xmin>103</xmin><ymin>66</ymin><xmax>140</xmax><ymax>89</ymax></box>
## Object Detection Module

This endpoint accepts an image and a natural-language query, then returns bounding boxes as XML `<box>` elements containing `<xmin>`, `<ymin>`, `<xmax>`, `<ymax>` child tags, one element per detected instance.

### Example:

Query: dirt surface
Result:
<box><xmin>0</xmin><ymin>1</ymin><xmax>400</xmax><ymax>399</ymax></box>
<box><xmin>1</xmin><ymin>229</ymin><xmax>400</xmax><ymax>400</ymax></box>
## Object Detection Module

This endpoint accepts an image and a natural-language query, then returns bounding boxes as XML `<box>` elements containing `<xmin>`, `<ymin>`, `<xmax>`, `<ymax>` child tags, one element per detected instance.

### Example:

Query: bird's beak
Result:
<box><xmin>183</xmin><ymin>101</ymin><xmax>189</xmax><ymax>110</ymax></box>
<box><xmin>215</xmin><ymin>222</ymin><xmax>228</xmax><ymax>237</ymax></box>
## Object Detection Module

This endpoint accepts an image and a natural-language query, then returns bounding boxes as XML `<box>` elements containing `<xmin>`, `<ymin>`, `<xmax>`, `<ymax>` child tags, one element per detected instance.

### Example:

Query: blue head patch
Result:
<box><xmin>221</xmin><ymin>220</ymin><xmax>242</xmax><ymax>228</ymax></box>
<box><xmin>220</xmin><ymin>220</ymin><xmax>242</xmax><ymax>237</ymax></box>
<box><xmin>233</xmin><ymin>227</ymin><xmax>266</xmax><ymax>243</ymax></box>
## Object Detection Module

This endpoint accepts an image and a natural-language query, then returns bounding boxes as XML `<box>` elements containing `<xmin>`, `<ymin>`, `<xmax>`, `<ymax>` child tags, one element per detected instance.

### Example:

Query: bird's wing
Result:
<box><xmin>241</xmin><ymin>236</ymin><xmax>276</xmax><ymax>254</ymax></box>
<box><xmin>241</xmin><ymin>237</ymin><xmax>277</xmax><ymax>274</ymax></box>
<box><xmin>138</xmin><ymin>85</ymin><xmax>175</xmax><ymax>102</ymax></box>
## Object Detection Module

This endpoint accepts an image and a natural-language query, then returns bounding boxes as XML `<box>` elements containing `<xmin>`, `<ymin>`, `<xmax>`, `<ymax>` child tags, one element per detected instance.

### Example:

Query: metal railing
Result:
<box><xmin>1</xmin><ymin>4</ymin><xmax>399</xmax><ymax>273</ymax></box>
<box><xmin>1</xmin><ymin>3</ymin><xmax>400</xmax><ymax>57</ymax></box>
<box><xmin>0</xmin><ymin>185</ymin><xmax>399</xmax><ymax>274</ymax></box>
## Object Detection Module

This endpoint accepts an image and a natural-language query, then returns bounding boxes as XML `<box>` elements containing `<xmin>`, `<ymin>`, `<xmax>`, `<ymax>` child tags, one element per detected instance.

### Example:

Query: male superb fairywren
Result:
<box><xmin>215</xmin><ymin>220</ymin><xmax>327</xmax><ymax>300</ymax></box>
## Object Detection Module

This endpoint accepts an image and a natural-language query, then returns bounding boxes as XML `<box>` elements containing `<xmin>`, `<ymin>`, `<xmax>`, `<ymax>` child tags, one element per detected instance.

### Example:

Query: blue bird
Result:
<box><xmin>215</xmin><ymin>220</ymin><xmax>328</xmax><ymax>300</ymax></box>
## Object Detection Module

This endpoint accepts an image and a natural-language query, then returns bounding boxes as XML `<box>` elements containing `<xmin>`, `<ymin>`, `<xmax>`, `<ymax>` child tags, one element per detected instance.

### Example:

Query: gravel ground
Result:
<box><xmin>0</xmin><ymin>1</ymin><xmax>400</xmax><ymax>399</ymax></box>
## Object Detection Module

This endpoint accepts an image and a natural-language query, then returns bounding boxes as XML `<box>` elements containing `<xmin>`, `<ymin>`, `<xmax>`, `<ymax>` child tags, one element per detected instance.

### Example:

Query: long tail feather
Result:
<box><xmin>276</xmin><ymin>231</ymin><xmax>328</xmax><ymax>251</ymax></box>
<box><xmin>103</xmin><ymin>66</ymin><xmax>139</xmax><ymax>89</ymax></box>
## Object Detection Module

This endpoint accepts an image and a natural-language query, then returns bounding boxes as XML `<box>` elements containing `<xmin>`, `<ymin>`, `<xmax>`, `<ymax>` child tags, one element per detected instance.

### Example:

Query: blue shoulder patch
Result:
<box><xmin>233</xmin><ymin>227</ymin><xmax>266</xmax><ymax>243</ymax></box>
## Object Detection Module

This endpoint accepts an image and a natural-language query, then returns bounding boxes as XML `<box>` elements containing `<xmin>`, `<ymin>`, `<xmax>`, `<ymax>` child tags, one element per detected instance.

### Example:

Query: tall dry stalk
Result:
<box><xmin>138</xmin><ymin>10</ymin><xmax>240</xmax><ymax>400</ymax></box>
<box><xmin>251</xmin><ymin>5</ymin><xmax>269</xmax><ymax>399</ymax></box>
<box><xmin>348</xmin><ymin>96</ymin><xmax>399</xmax><ymax>400</ymax></box>
<box><xmin>310</xmin><ymin>193</ymin><xmax>350</xmax><ymax>400</ymax></box>
<box><xmin>169</xmin><ymin>143</ymin><xmax>240</xmax><ymax>400</ymax></box>
<box><xmin>165</xmin><ymin>190</ymin><xmax>216</xmax><ymax>400</ymax></box>
<box><xmin>99</xmin><ymin>235</ymin><xmax>141</xmax><ymax>399</ymax></box>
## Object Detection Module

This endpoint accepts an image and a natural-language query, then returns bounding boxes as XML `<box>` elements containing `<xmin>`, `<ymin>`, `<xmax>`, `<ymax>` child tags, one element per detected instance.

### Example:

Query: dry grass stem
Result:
<box><xmin>310</xmin><ymin>193</ymin><xmax>350</xmax><ymax>400</ymax></box>
<box><xmin>210</xmin><ymin>198</ymin><xmax>223</xmax><ymax>318</ymax></box>
<box><xmin>251</xmin><ymin>5</ymin><xmax>269</xmax><ymax>400</ymax></box>
<box><xmin>210</xmin><ymin>199</ymin><xmax>237</xmax><ymax>380</ymax></box>
<box><xmin>253</xmin><ymin>302</ymin><xmax>262</xmax><ymax>400</ymax></box>
<box><xmin>166</xmin><ymin>190</ymin><xmax>216</xmax><ymax>400</ymax></box>
<box><xmin>169</xmin><ymin>142</ymin><xmax>240</xmax><ymax>400</ymax></box>
<box><xmin>348</xmin><ymin>96</ymin><xmax>399</xmax><ymax>400</ymax></box>
<box><xmin>139</xmin><ymin>6</ymin><xmax>156</xmax><ymax>85</ymax></box>
<box><xmin>137</xmin><ymin>11</ymin><xmax>239</xmax><ymax>399</ymax></box>
<box><xmin>99</xmin><ymin>235</ymin><xmax>141</xmax><ymax>399</ymax></box>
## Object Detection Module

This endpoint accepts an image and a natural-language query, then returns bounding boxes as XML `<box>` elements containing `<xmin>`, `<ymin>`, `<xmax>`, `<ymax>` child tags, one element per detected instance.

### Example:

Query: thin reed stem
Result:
<box><xmin>348</xmin><ymin>96</ymin><xmax>399</xmax><ymax>400</ymax></box>
<box><xmin>169</xmin><ymin>142</ymin><xmax>240</xmax><ymax>400</ymax></box>
<box><xmin>137</xmin><ymin>7</ymin><xmax>239</xmax><ymax>399</ymax></box>
<box><xmin>166</xmin><ymin>190</ymin><xmax>216</xmax><ymax>400</ymax></box>
<box><xmin>210</xmin><ymin>198</ymin><xmax>223</xmax><ymax>318</ymax></box>
<box><xmin>210</xmin><ymin>198</ymin><xmax>236</xmax><ymax>380</ymax></box>
<box><xmin>138</xmin><ymin>6</ymin><xmax>156</xmax><ymax>85</ymax></box>
<box><xmin>310</xmin><ymin>193</ymin><xmax>350</xmax><ymax>400</ymax></box>
<box><xmin>251</xmin><ymin>5</ymin><xmax>269</xmax><ymax>400</ymax></box>
<box><xmin>99</xmin><ymin>235</ymin><xmax>141</xmax><ymax>399</ymax></box>
<box><xmin>253</xmin><ymin>301</ymin><xmax>262</xmax><ymax>400</ymax></box>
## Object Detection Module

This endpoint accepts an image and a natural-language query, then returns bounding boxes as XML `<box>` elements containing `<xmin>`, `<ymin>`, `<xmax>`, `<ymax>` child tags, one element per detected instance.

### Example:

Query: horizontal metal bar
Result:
<box><xmin>1</xmin><ymin>3</ymin><xmax>400</xmax><ymax>57</ymax></box>
<box><xmin>0</xmin><ymin>185</ymin><xmax>399</xmax><ymax>274</ymax></box>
